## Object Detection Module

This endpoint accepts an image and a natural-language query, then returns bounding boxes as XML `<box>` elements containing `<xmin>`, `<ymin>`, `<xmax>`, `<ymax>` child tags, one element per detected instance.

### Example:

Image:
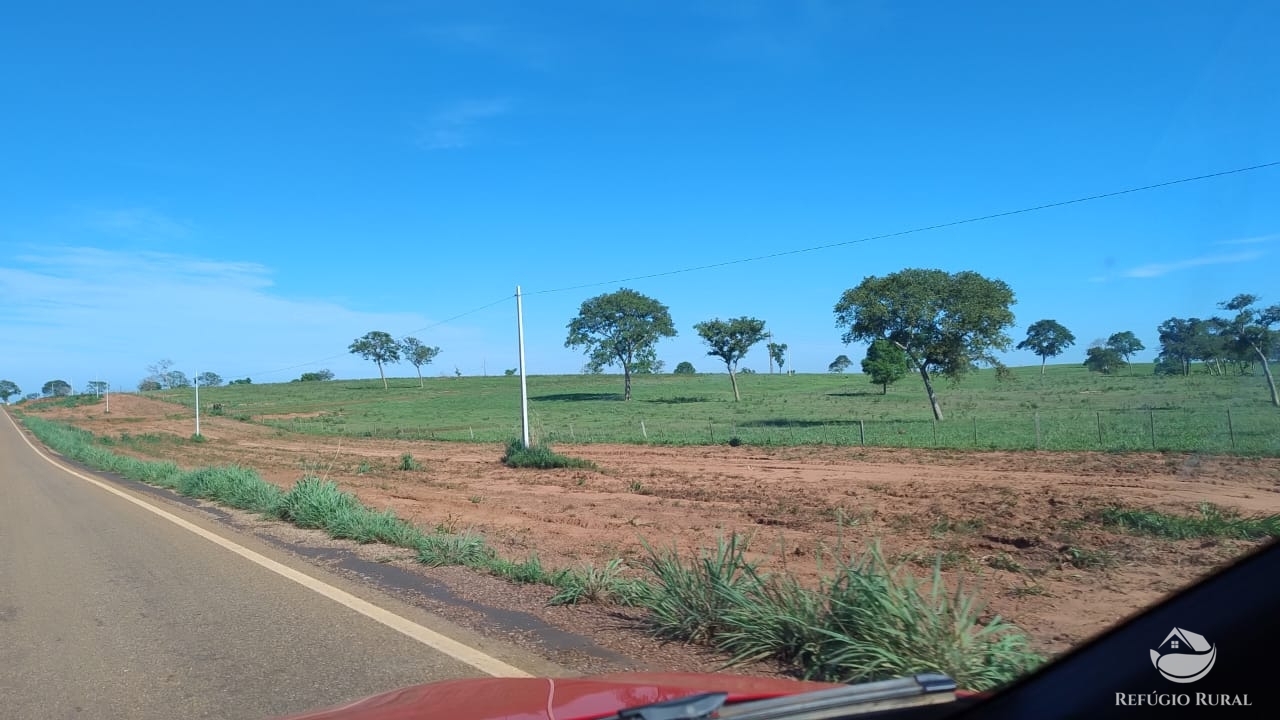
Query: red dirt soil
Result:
<box><xmin>32</xmin><ymin>395</ymin><xmax>1280</xmax><ymax>656</ymax></box>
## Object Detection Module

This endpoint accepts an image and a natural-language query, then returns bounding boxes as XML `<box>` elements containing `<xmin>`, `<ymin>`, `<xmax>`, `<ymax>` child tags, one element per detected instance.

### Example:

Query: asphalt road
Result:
<box><xmin>0</xmin><ymin>411</ymin><xmax>561</xmax><ymax>719</ymax></box>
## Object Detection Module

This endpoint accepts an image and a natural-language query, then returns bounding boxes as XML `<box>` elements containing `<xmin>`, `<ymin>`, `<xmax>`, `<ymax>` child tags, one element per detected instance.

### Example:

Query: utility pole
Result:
<box><xmin>516</xmin><ymin>287</ymin><xmax>531</xmax><ymax>448</ymax></box>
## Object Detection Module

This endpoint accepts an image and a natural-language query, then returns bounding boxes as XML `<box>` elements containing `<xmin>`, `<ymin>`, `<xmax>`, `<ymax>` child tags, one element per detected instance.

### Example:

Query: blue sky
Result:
<box><xmin>2</xmin><ymin>1</ymin><xmax>1278</xmax><ymax>395</ymax></box>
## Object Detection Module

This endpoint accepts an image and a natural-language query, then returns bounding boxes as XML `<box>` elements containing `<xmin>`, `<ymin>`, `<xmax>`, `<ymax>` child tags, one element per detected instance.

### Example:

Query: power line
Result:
<box><xmin>527</xmin><ymin>160</ymin><xmax>1280</xmax><ymax>296</ymax></box>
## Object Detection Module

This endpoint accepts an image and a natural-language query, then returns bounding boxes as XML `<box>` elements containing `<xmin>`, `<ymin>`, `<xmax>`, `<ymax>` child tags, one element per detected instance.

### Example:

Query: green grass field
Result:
<box><xmin>144</xmin><ymin>362</ymin><xmax>1280</xmax><ymax>455</ymax></box>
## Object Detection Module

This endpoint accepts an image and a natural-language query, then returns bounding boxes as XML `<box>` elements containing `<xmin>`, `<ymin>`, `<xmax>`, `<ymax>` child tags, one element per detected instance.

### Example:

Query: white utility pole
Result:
<box><xmin>516</xmin><ymin>286</ymin><xmax>531</xmax><ymax>448</ymax></box>
<box><xmin>105</xmin><ymin>381</ymin><xmax>110</xmax><ymax>413</ymax></box>
<box><xmin>194</xmin><ymin>372</ymin><xmax>201</xmax><ymax>437</ymax></box>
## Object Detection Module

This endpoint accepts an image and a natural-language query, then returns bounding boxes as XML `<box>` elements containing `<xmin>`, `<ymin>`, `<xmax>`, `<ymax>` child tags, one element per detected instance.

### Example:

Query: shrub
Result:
<box><xmin>501</xmin><ymin>439</ymin><xmax>597</xmax><ymax>470</ymax></box>
<box><xmin>673</xmin><ymin>361</ymin><xmax>696</xmax><ymax>375</ymax></box>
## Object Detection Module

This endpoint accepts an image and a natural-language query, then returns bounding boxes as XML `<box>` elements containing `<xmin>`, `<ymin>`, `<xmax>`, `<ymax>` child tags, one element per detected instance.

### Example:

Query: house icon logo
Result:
<box><xmin>1150</xmin><ymin>628</ymin><xmax>1216</xmax><ymax>683</ymax></box>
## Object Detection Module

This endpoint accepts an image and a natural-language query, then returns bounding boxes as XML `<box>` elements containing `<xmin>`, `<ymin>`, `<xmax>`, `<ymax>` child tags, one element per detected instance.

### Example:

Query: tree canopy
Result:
<box><xmin>400</xmin><ymin>336</ymin><xmax>441</xmax><ymax>388</ymax></box>
<box><xmin>1216</xmin><ymin>294</ymin><xmax>1280</xmax><ymax>407</ymax></box>
<box><xmin>1016</xmin><ymin>319</ymin><xmax>1075</xmax><ymax>375</ymax></box>
<box><xmin>195</xmin><ymin>371</ymin><xmax>223</xmax><ymax>387</ymax></box>
<box><xmin>694</xmin><ymin>316</ymin><xmax>769</xmax><ymax>401</ymax></box>
<box><xmin>1105</xmin><ymin>331</ymin><xmax>1144</xmax><ymax>367</ymax></box>
<box><xmin>1083</xmin><ymin>345</ymin><xmax>1125</xmax><ymax>374</ymax></box>
<box><xmin>861</xmin><ymin>338</ymin><xmax>910</xmax><ymax>394</ymax></box>
<box><xmin>42</xmin><ymin>379</ymin><xmax>72</xmax><ymax>397</ymax></box>
<box><xmin>834</xmin><ymin>268</ymin><xmax>1016</xmax><ymax>420</ymax></box>
<box><xmin>766</xmin><ymin>342</ymin><xmax>788</xmax><ymax>374</ymax></box>
<box><xmin>349</xmin><ymin>331</ymin><xmax>401</xmax><ymax>389</ymax></box>
<box><xmin>828</xmin><ymin>355</ymin><xmax>852</xmax><ymax>373</ymax></box>
<box><xmin>0</xmin><ymin>380</ymin><xmax>20</xmax><ymax>403</ymax></box>
<box><xmin>673</xmin><ymin>361</ymin><xmax>696</xmax><ymax>375</ymax></box>
<box><xmin>565</xmin><ymin>288</ymin><xmax>676</xmax><ymax>400</ymax></box>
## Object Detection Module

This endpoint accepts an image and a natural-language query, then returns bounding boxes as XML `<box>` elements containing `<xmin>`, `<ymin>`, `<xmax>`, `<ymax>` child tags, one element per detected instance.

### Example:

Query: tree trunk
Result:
<box><xmin>919</xmin><ymin>366</ymin><xmax>943</xmax><ymax>421</ymax></box>
<box><xmin>1253</xmin><ymin>344</ymin><xmax>1279</xmax><ymax>407</ymax></box>
<box><xmin>1040</xmin><ymin>356</ymin><xmax>1046</xmax><ymax>376</ymax></box>
<box><xmin>882</xmin><ymin>382</ymin><xmax>887</xmax><ymax>395</ymax></box>
<box><xmin>768</xmin><ymin>357</ymin><xmax>774</xmax><ymax>374</ymax></box>
<box><xmin>729</xmin><ymin>369</ymin><xmax>740</xmax><ymax>402</ymax></box>
<box><xmin>623</xmin><ymin>367</ymin><xmax>632</xmax><ymax>401</ymax></box>
<box><xmin>416</xmin><ymin>367</ymin><xmax>423</xmax><ymax>389</ymax></box>
<box><xmin>377</xmin><ymin>361</ymin><xmax>387</xmax><ymax>390</ymax></box>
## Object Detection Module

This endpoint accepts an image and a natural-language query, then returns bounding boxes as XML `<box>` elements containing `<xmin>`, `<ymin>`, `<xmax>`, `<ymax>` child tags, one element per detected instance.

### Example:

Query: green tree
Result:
<box><xmin>164</xmin><ymin>371</ymin><xmax>191</xmax><ymax>388</ymax></box>
<box><xmin>1105</xmin><ymin>331</ymin><xmax>1145</xmax><ymax>368</ymax></box>
<box><xmin>228</xmin><ymin>377</ymin><xmax>252</xmax><ymax>385</ymax></box>
<box><xmin>0</xmin><ymin>380</ymin><xmax>20</xmax><ymax>403</ymax></box>
<box><xmin>694</xmin><ymin>317</ymin><xmax>769</xmax><ymax>402</ymax></box>
<box><xmin>834</xmin><ymin>268</ymin><xmax>1016</xmax><ymax>420</ymax></box>
<box><xmin>1084</xmin><ymin>345</ymin><xmax>1125</xmax><ymax>374</ymax></box>
<box><xmin>138</xmin><ymin>379</ymin><xmax>162</xmax><ymax>392</ymax></box>
<box><xmin>399</xmin><ymin>336</ymin><xmax>441</xmax><ymax>388</ymax></box>
<box><xmin>42</xmin><ymin>379</ymin><xmax>72</xmax><ymax>397</ymax></box>
<box><xmin>673</xmin><ymin>361</ymin><xmax>696</xmax><ymax>375</ymax></box>
<box><xmin>195</xmin><ymin>371</ymin><xmax>223</xmax><ymax>387</ymax></box>
<box><xmin>1216</xmin><ymin>294</ymin><xmax>1280</xmax><ymax>407</ymax></box>
<box><xmin>828</xmin><ymin>355</ymin><xmax>852</xmax><ymax>373</ymax></box>
<box><xmin>349</xmin><ymin>331</ymin><xmax>401</xmax><ymax>389</ymax></box>
<box><xmin>565</xmin><ymin>288</ymin><xmax>677</xmax><ymax>401</ymax></box>
<box><xmin>861</xmin><ymin>338</ymin><xmax>910</xmax><ymax>394</ymax></box>
<box><xmin>297</xmin><ymin>370</ymin><xmax>334</xmax><ymax>382</ymax></box>
<box><xmin>1016</xmin><ymin>319</ymin><xmax>1076</xmax><ymax>376</ymax></box>
<box><xmin>766</xmin><ymin>341</ymin><xmax>788</xmax><ymax>374</ymax></box>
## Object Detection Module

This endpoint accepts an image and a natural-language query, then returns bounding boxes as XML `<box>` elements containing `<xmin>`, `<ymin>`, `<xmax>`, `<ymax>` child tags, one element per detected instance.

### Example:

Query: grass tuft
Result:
<box><xmin>501</xmin><ymin>439</ymin><xmax>597</xmax><ymax>469</ymax></box>
<box><xmin>1098</xmin><ymin>503</ymin><xmax>1280</xmax><ymax>541</ymax></box>
<box><xmin>415</xmin><ymin>530</ymin><xmax>495</xmax><ymax>567</ymax></box>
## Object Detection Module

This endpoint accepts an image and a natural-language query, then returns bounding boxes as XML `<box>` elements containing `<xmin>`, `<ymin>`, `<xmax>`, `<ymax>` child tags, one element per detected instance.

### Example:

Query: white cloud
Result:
<box><xmin>85</xmin><ymin>208</ymin><xmax>192</xmax><ymax>240</ymax></box>
<box><xmin>1213</xmin><ymin>234</ymin><xmax>1277</xmax><ymax>246</ymax></box>
<box><xmin>417</xmin><ymin>98</ymin><xmax>511</xmax><ymax>150</ymax></box>
<box><xmin>1121</xmin><ymin>250</ymin><xmax>1266</xmax><ymax>279</ymax></box>
<box><xmin>0</xmin><ymin>246</ymin><xmax>481</xmax><ymax>391</ymax></box>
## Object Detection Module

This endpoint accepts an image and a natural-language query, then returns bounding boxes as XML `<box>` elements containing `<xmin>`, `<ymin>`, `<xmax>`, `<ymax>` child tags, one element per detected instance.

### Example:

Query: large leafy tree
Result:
<box><xmin>766</xmin><ymin>341</ymin><xmax>788</xmax><ymax>374</ymax></box>
<box><xmin>565</xmin><ymin>288</ymin><xmax>676</xmax><ymax>401</ymax></box>
<box><xmin>861</xmin><ymin>338</ymin><xmax>910</xmax><ymax>394</ymax></box>
<box><xmin>1216</xmin><ymin>294</ymin><xmax>1280</xmax><ymax>407</ymax></box>
<box><xmin>1105</xmin><ymin>331</ymin><xmax>1144</xmax><ymax>368</ymax></box>
<box><xmin>1016</xmin><ymin>319</ymin><xmax>1075</xmax><ymax>376</ymax></box>
<box><xmin>694</xmin><ymin>316</ymin><xmax>769</xmax><ymax>401</ymax></box>
<box><xmin>834</xmin><ymin>268</ymin><xmax>1016</xmax><ymax>420</ymax></box>
<box><xmin>1083</xmin><ymin>345</ymin><xmax>1125</xmax><ymax>374</ymax></box>
<box><xmin>195</xmin><ymin>371</ymin><xmax>223</xmax><ymax>387</ymax></box>
<box><xmin>42</xmin><ymin>379</ymin><xmax>72</xmax><ymax>397</ymax></box>
<box><xmin>828</xmin><ymin>355</ymin><xmax>852</xmax><ymax>373</ymax></box>
<box><xmin>399</xmin><ymin>336</ymin><xmax>441</xmax><ymax>388</ymax></box>
<box><xmin>0</xmin><ymin>380</ymin><xmax>20</xmax><ymax>403</ymax></box>
<box><xmin>349</xmin><ymin>331</ymin><xmax>401</xmax><ymax>389</ymax></box>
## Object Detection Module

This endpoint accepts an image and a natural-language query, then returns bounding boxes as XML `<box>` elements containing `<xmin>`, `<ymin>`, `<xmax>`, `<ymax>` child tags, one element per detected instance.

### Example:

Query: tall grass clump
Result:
<box><xmin>501</xmin><ymin>439</ymin><xmax>597</xmax><ymax>470</ymax></box>
<box><xmin>20</xmin><ymin>416</ymin><xmax>184</xmax><ymax>487</ymax></box>
<box><xmin>1099</xmin><ymin>503</ymin><xmax>1280</xmax><ymax>541</ymax></box>
<box><xmin>178</xmin><ymin>465</ymin><xmax>284</xmax><ymax>515</ymax></box>
<box><xmin>634</xmin><ymin>535</ymin><xmax>1040</xmax><ymax>692</ymax></box>
<box><xmin>415</xmin><ymin>530</ymin><xmax>495</xmax><ymax>567</ymax></box>
<box><xmin>548</xmin><ymin>558</ymin><xmax>648</xmax><ymax>606</ymax></box>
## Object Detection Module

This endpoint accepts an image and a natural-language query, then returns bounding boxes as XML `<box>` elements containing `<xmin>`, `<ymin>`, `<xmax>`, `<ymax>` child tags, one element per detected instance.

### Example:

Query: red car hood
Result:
<box><xmin>276</xmin><ymin>672</ymin><xmax>846</xmax><ymax>720</ymax></box>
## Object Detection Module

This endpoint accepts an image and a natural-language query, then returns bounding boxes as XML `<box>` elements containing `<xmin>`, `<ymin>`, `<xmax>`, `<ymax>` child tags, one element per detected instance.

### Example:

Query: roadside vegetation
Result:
<box><xmin>18</xmin><ymin>412</ymin><xmax>1045</xmax><ymax>690</ymax></box>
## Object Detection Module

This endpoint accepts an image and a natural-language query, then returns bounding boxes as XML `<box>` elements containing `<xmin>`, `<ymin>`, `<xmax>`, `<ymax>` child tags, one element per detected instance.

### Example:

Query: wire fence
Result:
<box><xmin>263</xmin><ymin>407</ymin><xmax>1280</xmax><ymax>456</ymax></box>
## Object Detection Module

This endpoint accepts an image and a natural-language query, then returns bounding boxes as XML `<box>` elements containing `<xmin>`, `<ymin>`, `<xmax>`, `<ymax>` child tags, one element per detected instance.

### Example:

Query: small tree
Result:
<box><xmin>228</xmin><ymin>377</ymin><xmax>252</xmax><ymax>385</ymax></box>
<box><xmin>828</xmin><ymin>355</ymin><xmax>852</xmax><ymax>373</ymax></box>
<box><xmin>1216</xmin><ymin>294</ymin><xmax>1280</xmax><ymax>407</ymax></box>
<box><xmin>673</xmin><ymin>361</ymin><xmax>696</xmax><ymax>375</ymax></box>
<box><xmin>1084</xmin><ymin>345</ymin><xmax>1125</xmax><ymax>374</ymax></box>
<box><xmin>298</xmin><ymin>370</ymin><xmax>335</xmax><ymax>382</ymax></box>
<box><xmin>349</xmin><ymin>331</ymin><xmax>402</xmax><ymax>389</ymax></box>
<box><xmin>0</xmin><ymin>380</ymin><xmax>21</xmax><ymax>403</ymax></box>
<box><xmin>195</xmin><ymin>371</ymin><xmax>223</xmax><ymax>387</ymax></box>
<box><xmin>164</xmin><ymin>370</ymin><xmax>191</xmax><ymax>388</ymax></box>
<box><xmin>861</xmin><ymin>338</ymin><xmax>910</xmax><ymax>394</ymax></box>
<box><xmin>766</xmin><ymin>342</ymin><xmax>788</xmax><ymax>374</ymax></box>
<box><xmin>84</xmin><ymin>380</ymin><xmax>109</xmax><ymax>395</ymax></box>
<box><xmin>565</xmin><ymin>288</ymin><xmax>677</xmax><ymax>400</ymax></box>
<box><xmin>138</xmin><ymin>379</ymin><xmax>162</xmax><ymax>391</ymax></box>
<box><xmin>42</xmin><ymin>379</ymin><xmax>72</xmax><ymax>397</ymax></box>
<box><xmin>694</xmin><ymin>316</ymin><xmax>769</xmax><ymax>402</ymax></box>
<box><xmin>1105</xmin><ymin>331</ymin><xmax>1144</xmax><ymax>371</ymax></box>
<box><xmin>399</xmin><ymin>337</ymin><xmax>441</xmax><ymax>388</ymax></box>
<box><xmin>1016</xmin><ymin>319</ymin><xmax>1076</xmax><ymax>376</ymax></box>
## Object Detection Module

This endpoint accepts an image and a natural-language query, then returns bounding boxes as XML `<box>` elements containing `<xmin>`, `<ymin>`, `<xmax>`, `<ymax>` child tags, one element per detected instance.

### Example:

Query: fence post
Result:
<box><xmin>1096</xmin><ymin>411</ymin><xmax>1103</xmax><ymax>447</ymax></box>
<box><xmin>1226</xmin><ymin>409</ymin><xmax>1235</xmax><ymax>450</ymax></box>
<box><xmin>859</xmin><ymin>420</ymin><xmax>865</xmax><ymax>446</ymax></box>
<box><xmin>640</xmin><ymin>419</ymin><xmax>648</xmax><ymax>440</ymax></box>
<box><xmin>1034</xmin><ymin>412</ymin><xmax>1041</xmax><ymax>450</ymax></box>
<box><xmin>469</xmin><ymin>426</ymin><xmax>474</xmax><ymax>440</ymax></box>
<box><xmin>570</xmin><ymin>423</ymin><xmax>576</xmax><ymax>442</ymax></box>
<box><xmin>932</xmin><ymin>420</ymin><xmax>938</xmax><ymax>446</ymax></box>
<box><xmin>708</xmin><ymin>421</ymin><xmax>714</xmax><ymax>443</ymax></box>
<box><xmin>972</xmin><ymin>416</ymin><xmax>978</xmax><ymax>446</ymax></box>
<box><xmin>1149</xmin><ymin>409</ymin><xmax>1156</xmax><ymax>450</ymax></box>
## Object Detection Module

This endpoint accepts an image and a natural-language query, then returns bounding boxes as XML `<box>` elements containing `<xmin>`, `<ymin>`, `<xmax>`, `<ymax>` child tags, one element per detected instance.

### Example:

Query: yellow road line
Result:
<box><xmin>2</xmin><ymin>411</ymin><xmax>532</xmax><ymax>679</ymax></box>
